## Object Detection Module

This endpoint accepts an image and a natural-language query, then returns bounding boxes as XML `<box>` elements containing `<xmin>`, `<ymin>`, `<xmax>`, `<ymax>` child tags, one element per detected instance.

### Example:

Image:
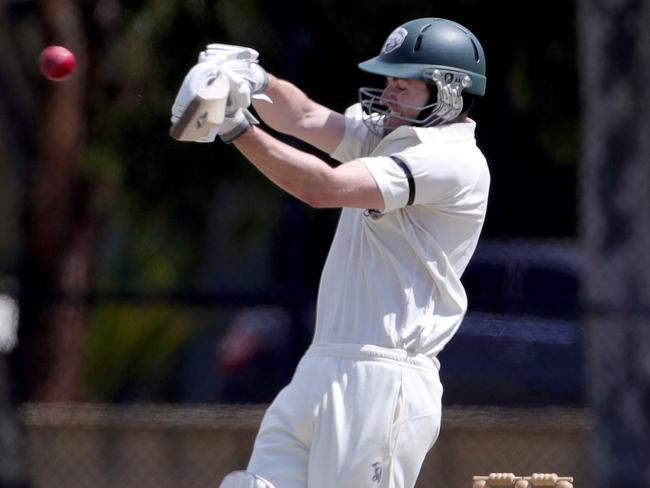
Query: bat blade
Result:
<box><xmin>169</xmin><ymin>74</ymin><xmax>230</xmax><ymax>141</ymax></box>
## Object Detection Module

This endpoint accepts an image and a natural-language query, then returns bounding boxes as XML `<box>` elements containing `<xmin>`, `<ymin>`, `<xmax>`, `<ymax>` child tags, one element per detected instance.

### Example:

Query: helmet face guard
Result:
<box><xmin>359</xmin><ymin>68</ymin><xmax>474</xmax><ymax>136</ymax></box>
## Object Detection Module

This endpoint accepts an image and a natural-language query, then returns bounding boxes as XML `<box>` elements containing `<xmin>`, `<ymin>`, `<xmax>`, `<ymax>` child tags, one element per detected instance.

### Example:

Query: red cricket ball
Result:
<box><xmin>39</xmin><ymin>45</ymin><xmax>76</xmax><ymax>81</ymax></box>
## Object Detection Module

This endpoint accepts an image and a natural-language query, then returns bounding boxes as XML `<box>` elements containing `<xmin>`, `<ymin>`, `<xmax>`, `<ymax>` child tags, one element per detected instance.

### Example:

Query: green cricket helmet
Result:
<box><xmin>358</xmin><ymin>18</ymin><xmax>486</xmax><ymax>134</ymax></box>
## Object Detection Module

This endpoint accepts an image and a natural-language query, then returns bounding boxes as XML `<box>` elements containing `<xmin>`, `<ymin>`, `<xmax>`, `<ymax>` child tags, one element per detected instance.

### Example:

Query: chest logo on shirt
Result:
<box><xmin>363</xmin><ymin>208</ymin><xmax>384</xmax><ymax>220</ymax></box>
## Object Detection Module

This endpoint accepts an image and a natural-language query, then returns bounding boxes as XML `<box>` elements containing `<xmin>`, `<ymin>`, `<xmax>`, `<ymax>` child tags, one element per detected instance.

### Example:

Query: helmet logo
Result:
<box><xmin>381</xmin><ymin>27</ymin><xmax>408</xmax><ymax>54</ymax></box>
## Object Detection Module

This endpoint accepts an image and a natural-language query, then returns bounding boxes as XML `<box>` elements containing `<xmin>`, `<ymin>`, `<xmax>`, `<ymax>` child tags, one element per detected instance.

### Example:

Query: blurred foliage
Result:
<box><xmin>82</xmin><ymin>304</ymin><xmax>225</xmax><ymax>401</ymax></box>
<box><xmin>1</xmin><ymin>0</ymin><xmax>579</xmax><ymax>401</ymax></box>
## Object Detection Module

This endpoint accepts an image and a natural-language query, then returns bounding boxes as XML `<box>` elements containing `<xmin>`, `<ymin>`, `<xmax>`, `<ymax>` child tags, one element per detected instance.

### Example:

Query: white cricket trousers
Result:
<box><xmin>246</xmin><ymin>343</ymin><xmax>442</xmax><ymax>488</ymax></box>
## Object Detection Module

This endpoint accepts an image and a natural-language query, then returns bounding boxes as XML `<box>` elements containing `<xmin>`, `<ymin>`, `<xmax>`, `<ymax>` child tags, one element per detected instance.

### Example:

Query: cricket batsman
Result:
<box><xmin>171</xmin><ymin>17</ymin><xmax>490</xmax><ymax>488</ymax></box>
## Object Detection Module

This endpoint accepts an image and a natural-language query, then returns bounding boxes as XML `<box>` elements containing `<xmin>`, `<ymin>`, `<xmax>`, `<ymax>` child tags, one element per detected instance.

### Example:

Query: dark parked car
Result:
<box><xmin>439</xmin><ymin>240</ymin><xmax>584</xmax><ymax>406</ymax></box>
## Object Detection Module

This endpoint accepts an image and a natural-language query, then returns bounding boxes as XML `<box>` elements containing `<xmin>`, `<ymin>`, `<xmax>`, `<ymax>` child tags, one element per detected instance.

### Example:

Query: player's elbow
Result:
<box><xmin>286</xmin><ymin>168</ymin><xmax>340</xmax><ymax>208</ymax></box>
<box><xmin>299</xmin><ymin>187</ymin><xmax>338</xmax><ymax>208</ymax></box>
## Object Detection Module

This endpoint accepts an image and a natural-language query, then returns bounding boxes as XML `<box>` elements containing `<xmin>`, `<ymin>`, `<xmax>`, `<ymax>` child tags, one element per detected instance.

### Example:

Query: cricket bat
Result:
<box><xmin>169</xmin><ymin>73</ymin><xmax>230</xmax><ymax>141</ymax></box>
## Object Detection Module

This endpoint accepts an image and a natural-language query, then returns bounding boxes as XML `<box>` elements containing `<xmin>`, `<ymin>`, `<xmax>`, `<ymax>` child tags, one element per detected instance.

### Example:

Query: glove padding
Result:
<box><xmin>199</xmin><ymin>43</ymin><xmax>270</xmax><ymax>108</ymax></box>
<box><xmin>215</xmin><ymin>61</ymin><xmax>269</xmax><ymax>143</ymax></box>
<box><xmin>198</xmin><ymin>43</ymin><xmax>260</xmax><ymax>64</ymax></box>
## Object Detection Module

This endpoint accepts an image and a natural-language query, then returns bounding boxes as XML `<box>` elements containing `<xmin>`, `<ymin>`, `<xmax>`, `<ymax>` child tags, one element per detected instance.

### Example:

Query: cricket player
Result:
<box><xmin>171</xmin><ymin>17</ymin><xmax>489</xmax><ymax>488</ymax></box>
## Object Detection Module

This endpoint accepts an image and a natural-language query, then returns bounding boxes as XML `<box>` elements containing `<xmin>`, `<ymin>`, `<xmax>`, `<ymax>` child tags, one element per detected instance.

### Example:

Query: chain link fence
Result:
<box><xmin>20</xmin><ymin>403</ymin><xmax>591</xmax><ymax>488</ymax></box>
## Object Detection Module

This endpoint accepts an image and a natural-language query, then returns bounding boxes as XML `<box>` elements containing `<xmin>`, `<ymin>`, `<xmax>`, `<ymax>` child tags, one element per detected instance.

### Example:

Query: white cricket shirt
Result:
<box><xmin>313</xmin><ymin>104</ymin><xmax>490</xmax><ymax>358</ymax></box>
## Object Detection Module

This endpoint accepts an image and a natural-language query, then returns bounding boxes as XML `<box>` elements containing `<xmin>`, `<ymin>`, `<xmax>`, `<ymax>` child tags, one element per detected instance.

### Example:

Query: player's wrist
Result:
<box><xmin>219</xmin><ymin>108</ymin><xmax>259</xmax><ymax>144</ymax></box>
<box><xmin>219</xmin><ymin>122</ymin><xmax>249</xmax><ymax>143</ymax></box>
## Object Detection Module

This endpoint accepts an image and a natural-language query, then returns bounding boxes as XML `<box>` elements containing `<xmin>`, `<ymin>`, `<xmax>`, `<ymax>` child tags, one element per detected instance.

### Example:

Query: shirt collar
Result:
<box><xmin>381</xmin><ymin>118</ymin><xmax>477</xmax><ymax>144</ymax></box>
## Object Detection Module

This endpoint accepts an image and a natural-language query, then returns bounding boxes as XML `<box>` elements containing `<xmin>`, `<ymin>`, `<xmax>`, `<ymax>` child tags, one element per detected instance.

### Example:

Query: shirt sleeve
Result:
<box><xmin>329</xmin><ymin>103</ymin><xmax>375</xmax><ymax>163</ymax></box>
<box><xmin>359</xmin><ymin>142</ymin><xmax>486</xmax><ymax>213</ymax></box>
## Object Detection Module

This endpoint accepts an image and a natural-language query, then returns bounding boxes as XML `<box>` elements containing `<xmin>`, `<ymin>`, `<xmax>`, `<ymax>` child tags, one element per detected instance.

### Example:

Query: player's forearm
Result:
<box><xmin>253</xmin><ymin>75</ymin><xmax>319</xmax><ymax>136</ymax></box>
<box><xmin>234</xmin><ymin>126</ymin><xmax>336</xmax><ymax>207</ymax></box>
<box><xmin>253</xmin><ymin>74</ymin><xmax>345</xmax><ymax>154</ymax></box>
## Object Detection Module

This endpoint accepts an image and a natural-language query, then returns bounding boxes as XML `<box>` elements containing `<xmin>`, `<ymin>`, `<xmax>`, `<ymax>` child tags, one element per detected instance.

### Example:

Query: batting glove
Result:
<box><xmin>215</xmin><ymin>61</ymin><xmax>269</xmax><ymax>143</ymax></box>
<box><xmin>221</xmin><ymin>60</ymin><xmax>269</xmax><ymax>96</ymax></box>
<box><xmin>213</xmin><ymin>62</ymin><xmax>267</xmax><ymax>113</ymax></box>
<box><xmin>198</xmin><ymin>44</ymin><xmax>267</xmax><ymax>95</ymax></box>
<box><xmin>198</xmin><ymin>43</ymin><xmax>260</xmax><ymax>64</ymax></box>
<box><xmin>199</xmin><ymin>43</ymin><xmax>270</xmax><ymax>106</ymax></box>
